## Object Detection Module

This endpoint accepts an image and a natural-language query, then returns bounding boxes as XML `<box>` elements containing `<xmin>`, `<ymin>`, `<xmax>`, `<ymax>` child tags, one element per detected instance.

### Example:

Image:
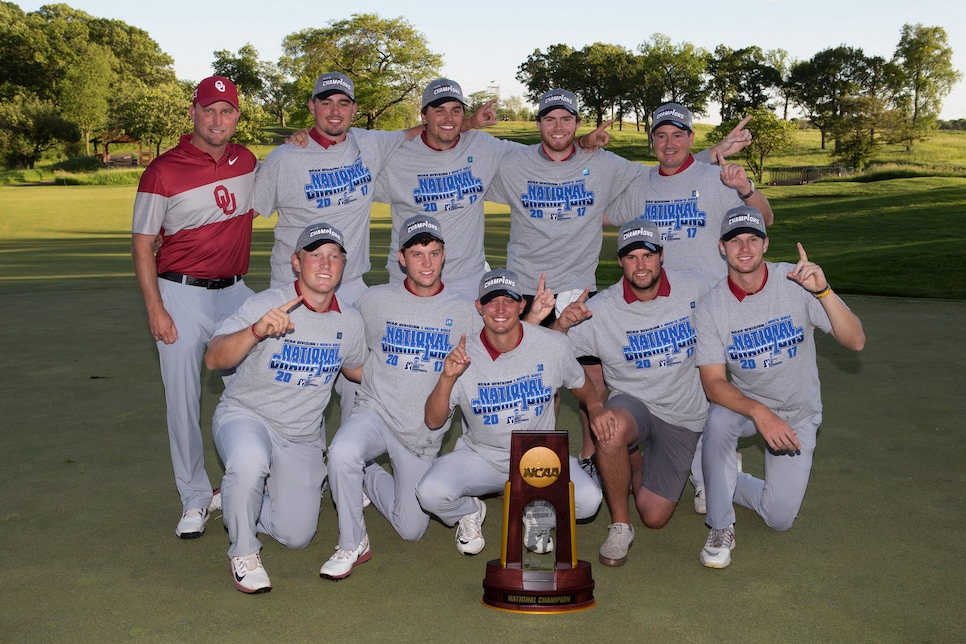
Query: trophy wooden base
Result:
<box><xmin>481</xmin><ymin>560</ymin><xmax>595</xmax><ymax>613</ymax></box>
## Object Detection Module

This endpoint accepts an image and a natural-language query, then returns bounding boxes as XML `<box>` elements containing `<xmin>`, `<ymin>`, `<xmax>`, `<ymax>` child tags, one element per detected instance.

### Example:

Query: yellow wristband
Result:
<box><xmin>812</xmin><ymin>284</ymin><xmax>831</xmax><ymax>299</ymax></box>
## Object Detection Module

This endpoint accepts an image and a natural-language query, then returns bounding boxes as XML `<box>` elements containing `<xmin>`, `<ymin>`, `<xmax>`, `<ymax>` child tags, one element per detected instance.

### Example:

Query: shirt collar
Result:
<box><xmin>308</xmin><ymin>127</ymin><xmax>343</xmax><ymax>149</ymax></box>
<box><xmin>658</xmin><ymin>154</ymin><xmax>696</xmax><ymax>176</ymax></box>
<box><xmin>727</xmin><ymin>266</ymin><xmax>769</xmax><ymax>302</ymax></box>
<box><xmin>404</xmin><ymin>278</ymin><xmax>444</xmax><ymax>296</ymax></box>
<box><xmin>622</xmin><ymin>269</ymin><xmax>671</xmax><ymax>303</ymax></box>
<box><xmin>294</xmin><ymin>281</ymin><xmax>341</xmax><ymax>312</ymax></box>
<box><xmin>480</xmin><ymin>324</ymin><xmax>524</xmax><ymax>361</ymax></box>
<box><xmin>539</xmin><ymin>143</ymin><xmax>576</xmax><ymax>162</ymax></box>
<box><xmin>420</xmin><ymin>130</ymin><xmax>459</xmax><ymax>151</ymax></box>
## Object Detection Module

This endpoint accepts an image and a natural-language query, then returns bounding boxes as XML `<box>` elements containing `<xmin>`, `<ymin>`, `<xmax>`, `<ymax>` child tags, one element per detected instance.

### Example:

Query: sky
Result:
<box><xmin>15</xmin><ymin>0</ymin><xmax>966</xmax><ymax>121</ymax></box>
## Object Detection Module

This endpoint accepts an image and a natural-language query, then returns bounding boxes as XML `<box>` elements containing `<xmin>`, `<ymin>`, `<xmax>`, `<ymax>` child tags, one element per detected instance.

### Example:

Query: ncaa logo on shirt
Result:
<box><xmin>213</xmin><ymin>185</ymin><xmax>237</xmax><ymax>216</ymax></box>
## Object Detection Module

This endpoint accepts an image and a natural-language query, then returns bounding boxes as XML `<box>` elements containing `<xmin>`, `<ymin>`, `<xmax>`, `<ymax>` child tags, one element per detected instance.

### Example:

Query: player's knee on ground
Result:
<box><xmin>573</xmin><ymin>481</ymin><xmax>602</xmax><ymax>520</ymax></box>
<box><xmin>395</xmin><ymin>520</ymin><xmax>429</xmax><ymax>542</ymax></box>
<box><xmin>270</xmin><ymin>517</ymin><xmax>318</xmax><ymax>550</ymax></box>
<box><xmin>635</xmin><ymin>488</ymin><xmax>677</xmax><ymax>529</ymax></box>
<box><xmin>762</xmin><ymin>508</ymin><xmax>798</xmax><ymax>532</ymax></box>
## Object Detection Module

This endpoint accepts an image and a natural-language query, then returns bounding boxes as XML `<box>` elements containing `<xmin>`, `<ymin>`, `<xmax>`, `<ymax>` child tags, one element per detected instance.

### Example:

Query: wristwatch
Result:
<box><xmin>739</xmin><ymin>179</ymin><xmax>755</xmax><ymax>200</ymax></box>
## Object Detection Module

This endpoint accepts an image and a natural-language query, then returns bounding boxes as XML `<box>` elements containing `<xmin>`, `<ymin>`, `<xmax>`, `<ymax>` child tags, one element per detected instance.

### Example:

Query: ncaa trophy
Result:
<box><xmin>481</xmin><ymin>430</ymin><xmax>595</xmax><ymax>613</ymax></box>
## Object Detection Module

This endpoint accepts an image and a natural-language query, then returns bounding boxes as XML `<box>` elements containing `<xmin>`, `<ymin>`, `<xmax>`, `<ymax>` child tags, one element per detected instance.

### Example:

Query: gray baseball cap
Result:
<box><xmin>720</xmin><ymin>206</ymin><xmax>767</xmax><ymax>241</ymax></box>
<box><xmin>422</xmin><ymin>78</ymin><xmax>466</xmax><ymax>110</ymax></box>
<box><xmin>296</xmin><ymin>222</ymin><xmax>346</xmax><ymax>253</ymax></box>
<box><xmin>538</xmin><ymin>88</ymin><xmax>579</xmax><ymax>118</ymax></box>
<box><xmin>312</xmin><ymin>72</ymin><xmax>355</xmax><ymax>101</ymax></box>
<box><xmin>479</xmin><ymin>268</ymin><xmax>523</xmax><ymax>304</ymax></box>
<box><xmin>400</xmin><ymin>214</ymin><xmax>445</xmax><ymax>248</ymax></box>
<box><xmin>651</xmin><ymin>103</ymin><xmax>693</xmax><ymax>132</ymax></box>
<box><xmin>617</xmin><ymin>219</ymin><xmax>663</xmax><ymax>257</ymax></box>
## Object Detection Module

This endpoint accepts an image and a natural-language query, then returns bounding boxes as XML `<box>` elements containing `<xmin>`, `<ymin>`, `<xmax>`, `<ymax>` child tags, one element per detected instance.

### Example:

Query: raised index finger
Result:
<box><xmin>731</xmin><ymin>115</ymin><xmax>752</xmax><ymax>134</ymax></box>
<box><xmin>596</xmin><ymin>119</ymin><xmax>614</xmax><ymax>131</ymax></box>
<box><xmin>796</xmin><ymin>242</ymin><xmax>809</xmax><ymax>263</ymax></box>
<box><xmin>576</xmin><ymin>287</ymin><xmax>590</xmax><ymax>304</ymax></box>
<box><xmin>716</xmin><ymin>150</ymin><xmax>726</xmax><ymax>167</ymax></box>
<box><xmin>283</xmin><ymin>295</ymin><xmax>304</xmax><ymax>313</ymax></box>
<box><xmin>536</xmin><ymin>272</ymin><xmax>547</xmax><ymax>293</ymax></box>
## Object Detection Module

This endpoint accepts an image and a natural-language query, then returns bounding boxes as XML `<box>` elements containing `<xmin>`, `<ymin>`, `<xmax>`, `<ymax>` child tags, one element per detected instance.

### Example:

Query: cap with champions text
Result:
<box><xmin>651</xmin><ymin>103</ymin><xmax>693</xmax><ymax>132</ymax></box>
<box><xmin>400</xmin><ymin>214</ymin><xmax>445</xmax><ymax>248</ymax></box>
<box><xmin>720</xmin><ymin>205</ymin><xmax>767</xmax><ymax>241</ymax></box>
<box><xmin>617</xmin><ymin>219</ymin><xmax>663</xmax><ymax>257</ymax></box>
<box><xmin>422</xmin><ymin>79</ymin><xmax>466</xmax><ymax>110</ymax></box>
<box><xmin>313</xmin><ymin>72</ymin><xmax>355</xmax><ymax>102</ymax></box>
<box><xmin>538</xmin><ymin>88</ymin><xmax>579</xmax><ymax>118</ymax></box>
<box><xmin>479</xmin><ymin>268</ymin><xmax>523</xmax><ymax>304</ymax></box>
<box><xmin>296</xmin><ymin>222</ymin><xmax>347</xmax><ymax>254</ymax></box>
<box><xmin>193</xmin><ymin>76</ymin><xmax>239</xmax><ymax>110</ymax></box>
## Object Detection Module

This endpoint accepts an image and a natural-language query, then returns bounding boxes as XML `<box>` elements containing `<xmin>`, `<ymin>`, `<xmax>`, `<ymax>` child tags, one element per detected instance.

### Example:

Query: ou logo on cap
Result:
<box><xmin>215</xmin><ymin>80</ymin><xmax>226</xmax><ymax>92</ymax></box>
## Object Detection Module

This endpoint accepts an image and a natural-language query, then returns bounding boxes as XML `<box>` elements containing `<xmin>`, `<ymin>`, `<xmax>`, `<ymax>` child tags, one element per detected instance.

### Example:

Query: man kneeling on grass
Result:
<box><xmin>204</xmin><ymin>223</ymin><xmax>366</xmax><ymax>594</ymax></box>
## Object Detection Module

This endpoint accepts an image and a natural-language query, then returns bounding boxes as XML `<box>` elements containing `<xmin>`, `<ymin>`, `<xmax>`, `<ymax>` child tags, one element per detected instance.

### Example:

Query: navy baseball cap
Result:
<box><xmin>313</xmin><ymin>72</ymin><xmax>355</xmax><ymax>101</ymax></box>
<box><xmin>538</xmin><ymin>88</ymin><xmax>579</xmax><ymax>118</ymax></box>
<box><xmin>720</xmin><ymin>206</ymin><xmax>767</xmax><ymax>241</ymax></box>
<box><xmin>479</xmin><ymin>268</ymin><xmax>523</xmax><ymax>304</ymax></box>
<box><xmin>296</xmin><ymin>222</ymin><xmax>346</xmax><ymax>253</ymax></box>
<box><xmin>422</xmin><ymin>79</ymin><xmax>466</xmax><ymax>110</ymax></box>
<box><xmin>400</xmin><ymin>214</ymin><xmax>445</xmax><ymax>248</ymax></box>
<box><xmin>651</xmin><ymin>103</ymin><xmax>693</xmax><ymax>132</ymax></box>
<box><xmin>617</xmin><ymin>220</ymin><xmax>663</xmax><ymax>257</ymax></box>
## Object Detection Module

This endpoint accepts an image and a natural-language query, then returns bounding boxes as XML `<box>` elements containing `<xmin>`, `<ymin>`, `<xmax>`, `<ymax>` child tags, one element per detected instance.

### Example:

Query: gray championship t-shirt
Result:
<box><xmin>214</xmin><ymin>283</ymin><xmax>367</xmax><ymax>442</ymax></box>
<box><xmin>353</xmin><ymin>283</ymin><xmax>481</xmax><ymax>459</ymax></box>
<box><xmin>449</xmin><ymin>323</ymin><xmax>584</xmax><ymax>473</ymax></box>
<box><xmin>488</xmin><ymin>145</ymin><xmax>645</xmax><ymax>294</ymax></box>
<box><xmin>375</xmin><ymin>130</ymin><xmax>519</xmax><ymax>284</ymax></box>
<box><xmin>694</xmin><ymin>262</ymin><xmax>834</xmax><ymax>428</ymax></box>
<box><xmin>567</xmin><ymin>269</ymin><xmax>712</xmax><ymax>432</ymax></box>
<box><xmin>254</xmin><ymin>128</ymin><xmax>407</xmax><ymax>286</ymax></box>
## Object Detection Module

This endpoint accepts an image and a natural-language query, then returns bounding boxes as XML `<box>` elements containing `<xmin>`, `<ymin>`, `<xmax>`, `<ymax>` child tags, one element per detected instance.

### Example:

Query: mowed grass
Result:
<box><xmin>5</xmin><ymin>175</ymin><xmax>963</xmax><ymax>299</ymax></box>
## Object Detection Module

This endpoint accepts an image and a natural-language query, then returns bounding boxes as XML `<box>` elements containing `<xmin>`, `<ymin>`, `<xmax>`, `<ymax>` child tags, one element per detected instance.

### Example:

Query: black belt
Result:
<box><xmin>159</xmin><ymin>272</ymin><xmax>242</xmax><ymax>289</ymax></box>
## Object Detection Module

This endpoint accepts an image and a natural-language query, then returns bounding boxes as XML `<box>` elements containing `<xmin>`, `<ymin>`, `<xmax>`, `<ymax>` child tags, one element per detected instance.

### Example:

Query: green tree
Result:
<box><xmin>212</xmin><ymin>44</ymin><xmax>264</xmax><ymax>99</ymax></box>
<box><xmin>708</xmin><ymin>45</ymin><xmax>780</xmax><ymax>121</ymax></box>
<box><xmin>232</xmin><ymin>97</ymin><xmax>271</xmax><ymax>145</ymax></box>
<box><xmin>0</xmin><ymin>91</ymin><xmax>79</xmax><ymax>168</ymax></box>
<box><xmin>708</xmin><ymin>108</ymin><xmax>794</xmax><ymax>183</ymax></box>
<box><xmin>831</xmin><ymin>95</ymin><xmax>882</xmax><ymax>170</ymax></box>
<box><xmin>788</xmin><ymin>46</ymin><xmax>869</xmax><ymax>150</ymax></box>
<box><xmin>569</xmin><ymin>42</ymin><xmax>636</xmax><ymax>126</ymax></box>
<box><xmin>59</xmin><ymin>43</ymin><xmax>115</xmax><ymax>155</ymax></box>
<box><xmin>637</xmin><ymin>33</ymin><xmax>708</xmax><ymax>116</ymax></box>
<box><xmin>113</xmin><ymin>81</ymin><xmax>191</xmax><ymax>157</ymax></box>
<box><xmin>765</xmin><ymin>49</ymin><xmax>797</xmax><ymax>120</ymax></box>
<box><xmin>257</xmin><ymin>61</ymin><xmax>296</xmax><ymax>127</ymax></box>
<box><xmin>890</xmin><ymin>23</ymin><xmax>962</xmax><ymax>148</ymax></box>
<box><xmin>516</xmin><ymin>44</ymin><xmax>576</xmax><ymax>105</ymax></box>
<box><xmin>282</xmin><ymin>13</ymin><xmax>443</xmax><ymax>130</ymax></box>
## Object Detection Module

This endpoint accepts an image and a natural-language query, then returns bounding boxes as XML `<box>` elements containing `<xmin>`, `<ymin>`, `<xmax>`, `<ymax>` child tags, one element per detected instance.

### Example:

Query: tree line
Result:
<box><xmin>0</xmin><ymin>3</ymin><xmax>960</xmax><ymax>172</ymax></box>
<box><xmin>517</xmin><ymin>26</ymin><xmax>960</xmax><ymax>170</ymax></box>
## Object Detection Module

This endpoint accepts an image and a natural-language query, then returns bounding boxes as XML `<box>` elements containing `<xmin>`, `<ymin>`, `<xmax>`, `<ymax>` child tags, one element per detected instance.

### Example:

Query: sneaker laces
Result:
<box><xmin>235</xmin><ymin>553</ymin><xmax>261</xmax><ymax>573</ymax></box>
<box><xmin>579</xmin><ymin>455</ymin><xmax>598</xmax><ymax>478</ymax></box>
<box><xmin>605</xmin><ymin>523</ymin><xmax>631</xmax><ymax>544</ymax></box>
<box><xmin>330</xmin><ymin>546</ymin><xmax>354</xmax><ymax>560</ymax></box>
<box><xmin>457</xmin><ymin>503</ymin><xmax>483</xmax><ymax>541</ymax></box>
<box><xmin>706</xmin><ymin>527</ymin><xmax>734</xmax><ymax>549</ymax></box>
